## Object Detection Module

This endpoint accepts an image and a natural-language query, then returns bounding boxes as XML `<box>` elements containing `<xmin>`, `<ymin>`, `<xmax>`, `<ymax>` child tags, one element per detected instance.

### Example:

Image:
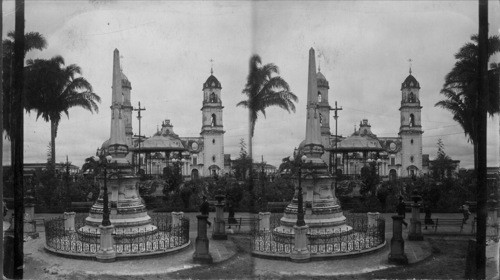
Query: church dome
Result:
<box><xmin>401</xmin><ymin>74</ymin><xmax>420</xmax><ymax>90</ymax></box>
<box><xmin>335</xmin><ymin>134</ymin><xmax>384</xmax><ymax>151</ymax></box>
<box><xmin>141</xmin><ymin>120</ymin><xmax>187</xmax><ymax>152</ymax></box>
<box><xmin>141</xmin><ymin>134</ymin><xmax>186</xmax><ymax>151</ymax></box>
<box><xmin>316</xmin><ymin>71</ymin><xmax>329</xmax><ymax>88</ymax></box>
<box><xmin>203</xmin><ymin>75</ymin><xmax>222</xmax><ymax>90</ymax></box>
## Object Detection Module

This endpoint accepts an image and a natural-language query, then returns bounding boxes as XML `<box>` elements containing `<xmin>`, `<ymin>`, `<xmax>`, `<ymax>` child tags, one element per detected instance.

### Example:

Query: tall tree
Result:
<box><xmin>239</xmin><ymin>55</ymin><xmax>298</xmax><ymax>161</ymax></box>
<box><xmin>238</xmin><ymin>55</ymin><xmax>297</xmax><ymax>212</ymax></box>
<box><xmin>435</xmin><ymin>34</ymin><xmax>500</xmax><ymax>152</ymax></box>
<box><xmin>2</xmin><ymin>31</ymin><xmax>47</xmax><ymax>139</ymax></box>
<box><xmin>24</xmin><ymin>56</ymin><xmax>100</xmax><ymax>167</ymax></box>
<box><xmin>431</xmin><ymin>139</ymin><xmax>456</xmax><ymax>180</ymax></box>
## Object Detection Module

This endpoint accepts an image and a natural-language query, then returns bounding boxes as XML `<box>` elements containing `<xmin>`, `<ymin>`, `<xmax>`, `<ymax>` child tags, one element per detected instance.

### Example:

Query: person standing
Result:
<box><xmin>424</xmin><ymin>204</ymin><xmax>434</xmax><ymax>229</ymax></box>
<box><xmin>396</xmin><ymin>196</ymin><xmax>408</xmax><ymax>228</ymax></box>
<box><xmin>460</xmin><ymin>203</ymin><xmax>471</xmax><ymax>224</ymax></box>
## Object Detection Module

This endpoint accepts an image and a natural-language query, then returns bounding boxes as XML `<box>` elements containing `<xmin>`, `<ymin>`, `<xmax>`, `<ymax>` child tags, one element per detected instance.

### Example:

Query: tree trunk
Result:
<box><xmin>475</xmin><ymin>1</ymin><xmax>488</xmax><ymax>279</ymax></box>
<box><xmin>248</xmin><ymin>108</ymin><xmax>255</xmax><ymax>214</ymax></box>
<box><xmin>12</xmin><ymin>0</ymin><xmax>25</xmax><ymax>278</ymax></box>
<box><xmin>50</xmin><ymin>120</ymin><xmax>57</xmax><ymax>167</ymax></box>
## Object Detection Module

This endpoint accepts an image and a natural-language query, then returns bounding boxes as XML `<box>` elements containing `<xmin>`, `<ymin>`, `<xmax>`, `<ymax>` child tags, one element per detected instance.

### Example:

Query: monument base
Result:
<box><xmin>408</xmin><ymin>220</ymin><xmax>423</xmax><ymax>241</ymax></box>
<box><xmin>193</xmin><ymin>215</ymin><xmax>213</xmax><ymax>264</ymax></box>
<box><xmin>388</xmin><ymin>238</ymin><xmax>408</xmax><ymax>265</ymax></box>
<box><xmin>193</xmin><ymin>236</ymin><xmax>213</xmax><ymax>264</ymax></box>
<box><xmin>290</xmin><ymin>225</ymin><xmax>310</xmax><ymax>263</ymax></box>
<box><xmin>96</xmin><ymin>224</ymin><xmax>116</xmax><ymax>262</ymax></box>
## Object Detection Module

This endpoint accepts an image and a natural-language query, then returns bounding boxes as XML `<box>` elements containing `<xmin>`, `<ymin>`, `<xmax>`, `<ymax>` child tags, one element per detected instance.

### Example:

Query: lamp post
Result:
<box><xmin>92</xmin><ymin>155</ymin><xmax>113</xmax><ymax>226</ymax></box>
<box><xmin>289</xmin><ymin>154</ymin><xmax>307</xmax><ymax>227</ymax></box>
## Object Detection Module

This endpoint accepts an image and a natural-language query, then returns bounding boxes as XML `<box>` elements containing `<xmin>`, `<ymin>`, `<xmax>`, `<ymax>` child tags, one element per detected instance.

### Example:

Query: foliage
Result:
<box><xmin>161</xmin><ymin>162</ymin><xmax>184</xmax><ymax>198</ymax></box>
<box><xmin>360</xmin><ymin>162</ymin><xmax>380</xmax><ymax>196</ymax></box>
<box><xmin>435</xmin><ymin>34</ymin><xmax>500</xmax><ymax>144</ymax></box>
<box><xmin>232</xmin><ymin>138</ymin><xmax>252</xmax><ymax>180</ymax></box>
<box><xmin>430</xmin><ymin>139</ymin><xmax>457</xmax><ymax>180</ymax></box>
<box><xmin>238</xmin><ymin>55</ymin><xmax>298</xmax><ymax>137</ymax></box>
<box><xmin>2</xmin><ymin>31</ymin><xmax>47</xmax><ymax>140</ymax></box>
<box><xmin>24</xmin><ymin>56</ymin><xmax>101</xmax><ymax>165</ymax></box>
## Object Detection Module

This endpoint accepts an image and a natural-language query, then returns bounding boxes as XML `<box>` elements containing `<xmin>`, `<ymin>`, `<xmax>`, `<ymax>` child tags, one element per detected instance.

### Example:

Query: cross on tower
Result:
<box><xmin>408</xmin><ymin>58</ymin><xmax>413</xmax><ymax>74</ymax></box>
<box><xmin>210</xmin><ymin>59</ymin><xmax>214</xmax><ymax>75</ymax></box>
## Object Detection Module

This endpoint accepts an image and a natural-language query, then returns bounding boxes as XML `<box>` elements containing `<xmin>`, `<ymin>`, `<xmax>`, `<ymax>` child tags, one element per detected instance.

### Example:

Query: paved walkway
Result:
<box><xmin>23</xmin><ymin>233</ymin><xmax>237</xmax><ymax>279</ymax></box>
<box><xmin>7</xmin><ymin>211</ymin><xmax>500</xmax><ymax>279</ymax></box>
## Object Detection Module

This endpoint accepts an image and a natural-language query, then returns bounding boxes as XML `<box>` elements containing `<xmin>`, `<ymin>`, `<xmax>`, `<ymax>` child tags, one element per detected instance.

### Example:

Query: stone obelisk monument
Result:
<box><xmin>275</xmin><ymin>48</ymin><xmax>351</xmax><ymax>239</ymax></box>
<box><xmin>79</xmin><ymin>49</ymin><xmax>156</xmax><ymax>236</ymax></box>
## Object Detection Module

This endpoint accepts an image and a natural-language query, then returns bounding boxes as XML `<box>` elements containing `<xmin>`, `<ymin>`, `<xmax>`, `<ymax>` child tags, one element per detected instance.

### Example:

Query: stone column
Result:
<box><xmin>24</xmin><ymin>203</ymin><xmax>35</xmax><ymax>233</ymax></box>
<box><xmin>212</xmin><ymin>195</ymin><xmax>227</xmax><ymax>240</ymax></box>
<box><xmin>290</xmin><ymin>225</ymin><xmax>310</xmax><ymax>262</ymax></box>
<box><xmin>388</xmin><ymin>215</ymin><xmax>408</xmax><ymax>264</ymax></box>
<box><xmin>96</xmin><ymin>224</ymin><xmax>116</xmax><ymax>262</ymax></box>
<box><xmin>193</xmin><ymin>215</ymin><xmax>213</xmax><ymax>264</ymax></box>
<box><xmin>367</xmin><ymin>212</ymin><xmax>380</xmax><ymax>228</ymax></box>
<box><xmin>63</xmin><ymin>212</ymin><xmax>76</xmax><ymax>232</ymax></box>
<box><xmin>171</xmin><ymin>212</ymin><xmax>184</xmax><ymax>227</ymax></box>
<box><xmin>258</xmin><ymin>212</ymin><xmax>271</xmax><ymax>231</ymax></box>
<box><xmin>408</xmin><ymin>201</ymin><xmax>423</xmax><ymax>241</ymax></box>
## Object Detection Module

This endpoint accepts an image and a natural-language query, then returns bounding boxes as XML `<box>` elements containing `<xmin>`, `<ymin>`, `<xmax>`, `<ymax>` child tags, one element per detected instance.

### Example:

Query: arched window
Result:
<box><xmin>210</xmin><ymin>92</ymin><xmax>217</xmax><ymax>103</ymax></box>
<box><xmin>212</xmin><ymin>139</ymin><xmax>215</xmax><ymax>144</ymax></box>
<box><xmin>212</xmin><ymin>155</ymin><xmax>216</xmax><ymax>162</ymax></box>
<box><xmin>409</xmin><ymin>92</ymin><xmax>415</xmax><ymax>103</ymax></box>
<box><xmin>410</xmin><ymin>155</ymin><xmax>414</xmax><ymax>163</ymax></box>
<box><xmin>211</xmin><ymin>114</ymin><xmax>216</xmax><ymax>126</ymax></box>
<box><xmin>409</xmin><ymin>114</ymin><xmax>415</xmax><ymax>127</ymax></box>
<box><xmin>318</xmin><ymin>92</ymin><xmax>322</xmax><ymax>103</ymax></box>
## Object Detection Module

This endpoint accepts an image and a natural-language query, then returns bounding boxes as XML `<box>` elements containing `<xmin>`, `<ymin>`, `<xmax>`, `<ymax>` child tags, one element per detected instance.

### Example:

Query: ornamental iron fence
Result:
<box><xmin>252</xmin><ymin>212</ymin><xmax>385</xmax><ymax>257</ymax></box>
<box><xmin>44</xmin><ymin>213</ymin><xmax>189</xmax><ymax>258</ymax></box>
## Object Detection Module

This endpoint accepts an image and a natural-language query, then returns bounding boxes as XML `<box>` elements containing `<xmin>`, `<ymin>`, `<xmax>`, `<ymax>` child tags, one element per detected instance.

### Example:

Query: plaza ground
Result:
<box><xmin>10</xmin><ymin>212</ymin><xmax>500</xmax><ymax>279</ymax></box>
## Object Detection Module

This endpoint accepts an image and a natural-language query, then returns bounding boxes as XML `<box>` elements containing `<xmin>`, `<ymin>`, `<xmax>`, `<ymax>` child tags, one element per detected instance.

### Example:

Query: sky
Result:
<box><xmin>1</xmin><ymin>0</ymin><xmax>500</xmax><ymax>169</ymax></box>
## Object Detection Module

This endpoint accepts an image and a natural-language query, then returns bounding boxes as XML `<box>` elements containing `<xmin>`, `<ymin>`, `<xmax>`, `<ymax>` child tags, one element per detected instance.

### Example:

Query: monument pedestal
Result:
<box><xmin>193</xmin><ymin>215</ymin><xmax>213</xmax><ymax>264</ymax></box>
<box><xmin>408</xmin><ymin>202</ymin><xmax>423</xmax><ymax>241</ymax></box>
<box><xmin>96</xmin><ymin>224</ymin><xmax>116</xmax><ymax>262</ymax></box>
<box><xmin>212</xmin><ymin>196</ymin><xmax>227</xmax><ymax>240</ymax></box>
<box><xmin>290</xmin><ymin>225</ymin><xmax>310</xmax><ymax>262</ymax></box>
<box><xmin>389</xmin><ymin>215</ymin><xmax>408</xmax><ymax>264</ymax></box>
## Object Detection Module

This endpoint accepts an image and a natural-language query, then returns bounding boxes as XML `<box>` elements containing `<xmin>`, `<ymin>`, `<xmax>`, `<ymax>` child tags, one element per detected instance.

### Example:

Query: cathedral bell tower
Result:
<box><xmin>399</xmin><ymin>68</ymin><xmax>423</xmax><ymax>177</ymax></box>
<box><xmin>200</xmin><ymin>67</ymin><xmax>225</xmax><ymax>177</ymax></box>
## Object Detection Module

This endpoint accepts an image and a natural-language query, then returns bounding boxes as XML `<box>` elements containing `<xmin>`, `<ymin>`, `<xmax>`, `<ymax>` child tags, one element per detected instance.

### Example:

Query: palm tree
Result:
<box><xmin>238</xmin><ymin>55</ymin><xmax>298</xmax><ymax>163</ymax></box>
<box><xmin>24</xmin><ymin>55</ymin><xmax>101</xmax><ymax>167</ymax></box>
<box><xmin>435</xmin><ymin>34</ymin><xmax>500</xmax><ymax>166</ymax></box>
<box><xmin>238</xmin><ymin>55</ymin><xmax>297</xmax><ymax>213</ymax></box>
<box><xmin>2</xmin><ymin>31</ymin><xmax>47</xmax><ymax>139</ymax></box>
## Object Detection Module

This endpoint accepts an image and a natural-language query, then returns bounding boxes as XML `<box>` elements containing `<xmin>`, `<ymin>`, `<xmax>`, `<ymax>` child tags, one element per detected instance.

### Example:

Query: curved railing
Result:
<box><xmin>44</xmin><ymin>213</ymin><xmax>189</xmax><ymax>258</ymax></box>
<box><xmin>252</xmin><ymin>213</ymin><xmax>385</xmax><ymax>258</ymax></box>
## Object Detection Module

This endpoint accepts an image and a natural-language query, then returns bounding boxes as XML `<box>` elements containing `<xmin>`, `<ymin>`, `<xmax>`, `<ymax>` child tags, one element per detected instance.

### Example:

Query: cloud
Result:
<box><xmin>2</xmin><ymin>1</ymin><xmax>500</xmax><ymax>170</ymax></box>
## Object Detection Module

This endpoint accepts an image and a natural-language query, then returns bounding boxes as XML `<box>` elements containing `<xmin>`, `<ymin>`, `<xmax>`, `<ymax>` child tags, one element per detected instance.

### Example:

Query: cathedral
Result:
<box><xmin>100</xmin><ymin>51</ymin><xmax>228</xmax><ymax>180</ymax></box>
<box><xmin>313</xmin><ymin>67</ymin><xmax>426</xmax><ymax>179</ymax></box>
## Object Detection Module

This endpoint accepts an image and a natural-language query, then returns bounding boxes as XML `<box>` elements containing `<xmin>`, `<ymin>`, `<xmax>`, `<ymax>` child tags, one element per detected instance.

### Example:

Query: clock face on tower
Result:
<box><xmin>191</xmin><ymin>142</ymin><xmax>199</xmax><ymax>151</ymax></box>
<box><xmin>389</xmin><ymin>142</ymin><xmax>397</xmax><ymax>152</ymax></box>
